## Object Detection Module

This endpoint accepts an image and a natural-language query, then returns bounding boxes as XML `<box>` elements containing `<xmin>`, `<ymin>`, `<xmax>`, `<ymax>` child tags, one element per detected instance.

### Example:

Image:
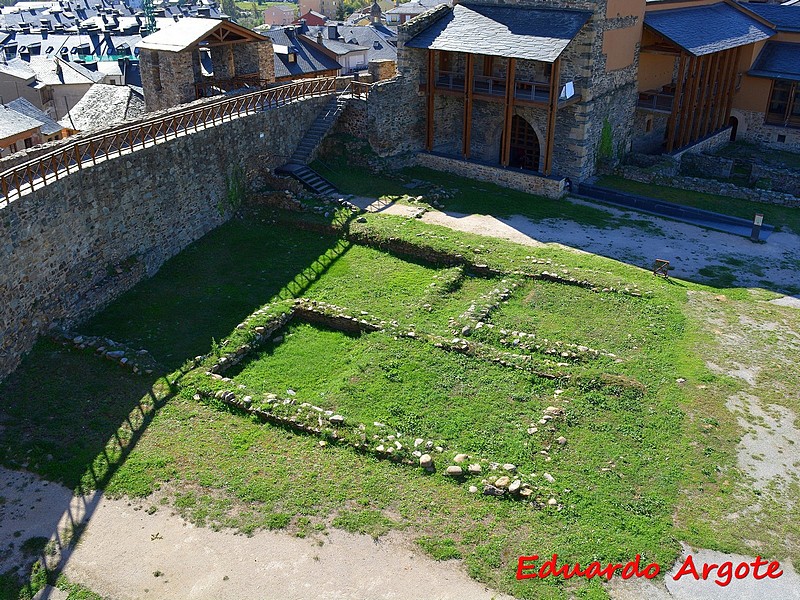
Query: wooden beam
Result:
<box><xmin>426</xmin><ymin>50</ymin><xmax>435</xmax><ymax>151</ymax></box>
<box><xmin>700</xmin><ymin>52</ymin><xmax>720</xmax><ymax>138</ymax></box>
<box><xmin>666</xmin><ymin>52</ymin><xmax>687</xmax><ymax>153</ymax></box>
<box><xmin>679</xmin><ymin>55</ymin><xmax>701</xmax><ymax>148</ymax></box>
<box><xmin>721</xmin><ymin>47</ymin><xmax>741</xmax><ymax>126</ymax></box>
<box><xmin>720</xmin><ymin>48</ymin><xmax>738</xmax><ymax>128</ymax></box>
<box><xmin>689</xmin><ymin>54</ymin><xmax>710</xmax><ymax>143</ymax></box>
<box><xmin>500</xmin><ymin>57</ymin><xmax>516</xmax><ymax>167</ymax></box>
<box><xmin>712</xmin><ymin>49</ymin><xmax>731</xmax><ymax>131</ymax></box>
<box><xmin>544</xmin><ymin>57</ymin><xmax>560</xmax><ymax>176</ymax></box>
<box><xmin>462</xmin><ymin>53</ymin><xmax>474</xmax><ymax>158</ymax></box>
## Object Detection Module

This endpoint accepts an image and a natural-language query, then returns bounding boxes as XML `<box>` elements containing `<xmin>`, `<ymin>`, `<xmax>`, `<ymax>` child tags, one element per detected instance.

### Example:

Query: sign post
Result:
<box><xmin>750</xmin><ymin>214</ymin><xmax>763</xmax><ymax>242</ymax></box>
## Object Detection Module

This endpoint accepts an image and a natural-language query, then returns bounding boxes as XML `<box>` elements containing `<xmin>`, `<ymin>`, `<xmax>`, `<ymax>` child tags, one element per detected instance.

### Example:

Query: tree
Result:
<box><xmin>221</xmin><ymin>0</ymin><xmax>238</xmax><ymax>18</ymax></box>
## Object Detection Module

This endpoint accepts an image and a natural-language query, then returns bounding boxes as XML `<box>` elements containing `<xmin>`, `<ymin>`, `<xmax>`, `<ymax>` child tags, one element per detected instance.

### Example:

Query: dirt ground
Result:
<box><xmin>351</xmin><ymin>195</ymin><xmax>800</xmax><ymax>292</ymax></box>
<box><xmin>4</xmin><ymin>197</ymin><xmax>800</xmax><ymax>599</ymax></box>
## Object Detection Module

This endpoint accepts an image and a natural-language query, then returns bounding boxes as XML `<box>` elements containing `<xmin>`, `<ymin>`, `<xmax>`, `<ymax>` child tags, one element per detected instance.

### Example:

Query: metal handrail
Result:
<box><xmin>0</xmin><ymin>76</ymin><xmax>337</xmax><ymax>205</ymax></box>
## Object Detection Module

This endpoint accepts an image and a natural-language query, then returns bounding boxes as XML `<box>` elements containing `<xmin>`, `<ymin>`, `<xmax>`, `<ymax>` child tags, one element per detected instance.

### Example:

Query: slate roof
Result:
<box><xmin>749</xmin><ymin>41</ymin><xmax>800</xmax><ymax>82</ymax></box>
<box><xmin>138</xmin><ymin>17</ymin><xmax>266</xmax><ymax>52</ymax></box>
<box><xmin>262</xmin><ymin>27</ymin><xmax>341</xmax><ymax>79</ymax></box>
<box><xmin>739</xmin><ymin>2</ymin><xmax>800</xmax><ymax>32</ymax></box>
<box><xmin>386</xmin><ymin>0</ymin><xmax>450</xmax><ymax>15</ymax></box>
<box><xmin>304</xmin><ymin>23</ymin><xmax>397</xmax><ymax>62</ymax></box>
<box><xmin>0</xmin><ymin>56</ymin><xmax>101</xmax><ymax>85</ymax></box>
<box><xmin>58</xmin><ymin>82</ymin><xmax>143</xmax><ymax>131</ymax></box>
<box><xmin>0</xmin><ymin>102</ymin><xmax>43</xmax><ymax>139</ymax></box>
<box><xmin>6</xmin><ymin>97</ymin><xmax>62</xmax><ymax>134</ymax></box>
<box><xmin>404</xmin><ymin>3</ymin><xmax>592</xmax><ymax>63</ymax></box>
<box><xmin>644</xmin><ymin>3</ymin><xmax>774</xmax><ymax>56</ymax></box>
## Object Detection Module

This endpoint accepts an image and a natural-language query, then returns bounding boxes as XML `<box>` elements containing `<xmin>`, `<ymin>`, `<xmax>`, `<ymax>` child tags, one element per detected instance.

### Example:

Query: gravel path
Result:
<box><xmin>0</xmin><ymin>468</ymin><xmax>508</xmax><ymax>600</ymax></box>
<box><xmin>351</xmin><ymin>195</ymin><xmax>800</xmax><ymax>292</ymax></box>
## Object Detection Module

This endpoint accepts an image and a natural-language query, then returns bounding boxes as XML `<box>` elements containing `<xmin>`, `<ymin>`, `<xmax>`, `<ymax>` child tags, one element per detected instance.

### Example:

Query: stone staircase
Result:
<box><xmin>278</xmin><ymin>95</ymin><xmax>347</xmax><ymax>196</ymax></box>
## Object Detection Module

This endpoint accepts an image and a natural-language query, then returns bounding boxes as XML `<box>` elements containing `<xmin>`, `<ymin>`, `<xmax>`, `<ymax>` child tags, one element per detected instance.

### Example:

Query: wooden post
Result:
<box><xmin>721</xmin><ymin>47</ymin><xmax>741</xmax><ymax>126</ymax></box>
<box><xmin>688</xmin><ymin>54</ymin><xmax>710</xmax><ymax>143</ymax></box>
<box><xmin>544</xmin><ymin>57</ymin><xmax>561</xmax><ymax>176</ymax></box>
<box><xmin>462</xmin><ymin>53</ymin><xmax>474</xmax><ymax>159</ymax></box>
<box><xmin>700</xmin><ymin>52</ymin><xmax>720</xmax><ymax>138</ymax></box>
<box><xmin>666</xmin><ymin>52</ymin><xmax>687</xmax><ymax>153</ymax></box>
<box><xmin>679</xmin><ymin>55</ymin><xmax>701</xmax><ymax>148</ymax></box>
<box><xmin>426</xmin><ymin>50</ymin><xmax>435</xmax><ymax>152</ymax></box>
<box><xmin>500</xmin><ymin>57</ymin><xmax>516</xmax><ymax>167</ymax></box>
<box><xmin>712</xmin><ymin>49</ymin><xmax>731</xmax><ymax>131</ymax></box>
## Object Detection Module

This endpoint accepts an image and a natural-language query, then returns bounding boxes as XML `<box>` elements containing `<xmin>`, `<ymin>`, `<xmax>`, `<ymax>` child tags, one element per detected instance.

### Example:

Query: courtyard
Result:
<box><xmin>0</xmin><ymin>164</ymin><xmax>799</xmax><ymax>599</ymax></box>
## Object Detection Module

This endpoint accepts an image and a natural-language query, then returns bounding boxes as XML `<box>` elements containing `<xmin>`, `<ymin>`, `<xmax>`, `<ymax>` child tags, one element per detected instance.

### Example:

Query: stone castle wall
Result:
<box><xmin>0</xmin><ymin>94</ymin><xmax>330</xmax><ymax>380</ymax></box>
<box><xmin>730</xmin><ymin>108</ymin><xmax>800</xmax><ymax>153</ymax></box>
<box><xmin>416</xmin><ymin>153</ymin><xmax>566</xmax><ymax>198</ymax></box>
<box><xmin>363</xmin><ymin>0</ymin><xmax>643</xmax><ymax>182</ymax></box>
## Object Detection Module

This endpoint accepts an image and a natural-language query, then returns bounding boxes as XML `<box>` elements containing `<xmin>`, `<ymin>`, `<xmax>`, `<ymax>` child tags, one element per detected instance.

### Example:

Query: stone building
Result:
<box><xmin>138</xmin><ymin>18</ymin><xmax>274</xmax><ymax>111</ymax></box>
<box><xmin>388</xmin><ymin>0</ymin><xmax>644</xmax><ymax>184</ymax></box>
<box><xmin>358</xmin><ymin>0</ymin><xmax>800</xmax><ymax>191</ymax></box>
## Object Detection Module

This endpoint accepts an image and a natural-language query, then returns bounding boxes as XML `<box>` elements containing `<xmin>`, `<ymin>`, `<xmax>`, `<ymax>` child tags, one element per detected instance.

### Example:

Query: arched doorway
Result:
<box><xmin>729</xmin><ymin>116</ymin><xmax>739</xmax><ymax>142</ymax></box>
<box><xmin>507</xmin><ymin>115</ymin><xmax>540</xmax><ymax>171</ymax></box>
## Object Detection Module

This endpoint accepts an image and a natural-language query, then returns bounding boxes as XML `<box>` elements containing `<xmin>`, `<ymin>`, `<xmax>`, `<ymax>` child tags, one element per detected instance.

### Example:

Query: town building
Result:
<box><xmin>264</xmin><ymin>4</ymin><xmax>297</xmax><ymax>25</ymax></box>
<box><xmin>262</xmin><ymin>24</ymin><xmax>340</xmax><ymax>81</ymax></box>
<box><xmin>298</xmin><ymin>0</ymin><xmax>338</xmax><ymax>20</ymax></box>
<box><xmin>0</xmin><ymin>95</ymin><xmax>67</xmax><ymax>156</ymax></box>
<box><xmin>370</xmin><ymin>0</ymin><xmax>800</xmax><ymax>192</ymax></box>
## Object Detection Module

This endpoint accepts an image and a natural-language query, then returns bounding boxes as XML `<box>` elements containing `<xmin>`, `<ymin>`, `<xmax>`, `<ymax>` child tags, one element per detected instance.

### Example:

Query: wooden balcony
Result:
<box><xmin>423</xmin><ymin>71</ymin><xmax>578</xmax><ymax>107</ymax></box>
<box><xmin>637</xmin><ymin>90</ymin><xmax>675</xmax><ymax>113</ymax></box>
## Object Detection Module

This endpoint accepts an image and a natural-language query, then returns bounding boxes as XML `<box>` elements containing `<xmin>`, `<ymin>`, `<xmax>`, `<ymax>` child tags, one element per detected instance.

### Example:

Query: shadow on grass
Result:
<box><xmin>0</xmin><ymin>211</ymin><xmax>355</xmax><ymax>598</ymax></box>
<box><xmin>80</xmin><ymin>215</ymin><xmax>346</xmax><ymax>372</ymax></box>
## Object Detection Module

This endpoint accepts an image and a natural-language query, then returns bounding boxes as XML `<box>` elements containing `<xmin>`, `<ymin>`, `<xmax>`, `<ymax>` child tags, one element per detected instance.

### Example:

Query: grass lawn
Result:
<box><xmin>314</xmin><ymin>135</ymin><xmax>644</xmax><ymax>229</ymax></box>
<box><xmin>596</xmin><ymin>174</ymin><xmax>800</xmax><ymax>234</ymax></box>
<box><xmin>0</xmin><ymin>180</ymin><xmax>796</xmax><ymax>598</ymax></box>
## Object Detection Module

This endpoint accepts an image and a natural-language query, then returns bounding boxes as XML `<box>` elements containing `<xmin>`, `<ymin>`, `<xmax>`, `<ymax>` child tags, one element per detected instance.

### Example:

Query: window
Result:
<box><xmin>438</xmin><ymin>51</ymin><xmax>452</xmax><ymax>73</ymax></box>
<box><xmin>288</xmin><ymin>52</ymin><xmax>297</xmax><ymax>63</ymax></box>
<box><xmin>766</xmin><ymin>80</ymin><xmax>800</xmax><ymax>128</ymax></box>
<box><xmin>482</xmin><ymin>55</ymin><xmax>493</xmax><ymax>77</ymax></box>
<box><xmin>24</xmin><ymin>137</ymin><xmax>33</xmax><ymax>149</ymax></box>
<box><xmin>109</xmin><ymin>78</ymin><xmax>117</xmax><ymax>85</ymax></box>
<box><xmin>645</xmin><ymin>115</ymin><xmax>653</xmax><ymax>133</ymax></box>
<box><xmin>9</xmin><ymin>143</ymin><xmax>17</xmax><ymax>153</ymax></box>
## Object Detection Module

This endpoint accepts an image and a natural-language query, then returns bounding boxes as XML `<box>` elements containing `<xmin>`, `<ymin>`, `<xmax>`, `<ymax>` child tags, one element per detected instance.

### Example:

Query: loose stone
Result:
<box><xmin>495</xmin><ymin>476</ymin><xmax>511</xmax><ymax>489</ymax></box>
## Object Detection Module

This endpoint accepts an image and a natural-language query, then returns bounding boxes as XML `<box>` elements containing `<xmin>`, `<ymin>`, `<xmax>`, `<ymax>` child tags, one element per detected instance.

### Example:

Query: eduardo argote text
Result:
<box><xmin>517</xmin><ymin>553</ymin><xmax>784</xmax><ymax>587</ymax></box>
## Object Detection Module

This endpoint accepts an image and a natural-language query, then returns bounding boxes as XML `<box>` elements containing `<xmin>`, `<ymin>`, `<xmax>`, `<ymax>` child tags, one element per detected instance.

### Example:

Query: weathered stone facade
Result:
<box><xmin>669</xmin><ymin>127</ymin><xmax>732</xmax><ymax>160</ymax></box>
<box><xmin>368</xmin><ymin>59</ymin><xmax>398</xmax><ymax>82</ymax></box>
<box><xmin>614</xmin><ymin>164</ymin><xmax>800</xmax><ymax>208</ymax></box>
<box><xmin>416</xmin><ymin>153</ymin><xmax>566</xmax><ymax>199</ymax></box>
<box><xmin>631</xmin><ymin>108</ymin><xmax>670</xmax><ymax>154</ymax></box>
<box><xmin>0</xmin><ymin>94</ymin><xmax>330</xmax><ymax>380</ymax></box>
<box><xmin>730</xmin><ymin>109</ymin><xmax>800</xmax><ymax>153</ymax></box>
<box><xmin>140</xmin><ymin>40</ymin><xmax>275</xmax><ymax>112</ymax></box>
<box><xmin>354</xmin><ymin>0</ymin><xmax>644</xmax><ymax>183</ymax></box>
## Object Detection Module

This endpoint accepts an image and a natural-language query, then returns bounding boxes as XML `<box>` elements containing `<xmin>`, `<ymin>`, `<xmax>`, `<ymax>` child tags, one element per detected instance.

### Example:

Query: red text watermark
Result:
<box><xmin>516</xmin><ymin>554</ymin><xmax>783</xmax><ymax>587</ymax></box>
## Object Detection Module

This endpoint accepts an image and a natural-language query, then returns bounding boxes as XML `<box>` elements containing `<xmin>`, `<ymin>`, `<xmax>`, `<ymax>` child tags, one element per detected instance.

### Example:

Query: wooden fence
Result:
<box><xmin>0</xmin><ymin>76</ymin><xmax>337</xmax><ymax>205</ymax></box>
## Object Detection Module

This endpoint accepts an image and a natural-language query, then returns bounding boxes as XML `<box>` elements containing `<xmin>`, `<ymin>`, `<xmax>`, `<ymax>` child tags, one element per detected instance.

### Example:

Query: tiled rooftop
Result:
<box><xmin>405</xmin><ymin>3</ymin><xmax>591</xmax><ymax>63</ymax></box>
<box><xmin>644</xmin><ymin>2</ymin><xmax>773</xmax><ymax>56</ymax></box>
<box><xmin>749</xmin><ymin>41</ymin><xmax>800</xmax><ymax>82</ymax></box>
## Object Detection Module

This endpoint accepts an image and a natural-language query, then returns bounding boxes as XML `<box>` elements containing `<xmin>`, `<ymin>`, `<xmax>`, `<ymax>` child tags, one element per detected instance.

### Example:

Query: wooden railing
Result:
<box><xmin>351</xmin><ymin>80</ymin><xmax>372</xmax><ymax>100</ymax></box>
<box><xmin>637</xmin><ymin>91</ymin><xmax>675</xmax><ymax>113</ymax></box>
<box><xmin>0</xmin><ymin>77</ymin><xmax>336</xmax><ymax>205</ymax></box>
